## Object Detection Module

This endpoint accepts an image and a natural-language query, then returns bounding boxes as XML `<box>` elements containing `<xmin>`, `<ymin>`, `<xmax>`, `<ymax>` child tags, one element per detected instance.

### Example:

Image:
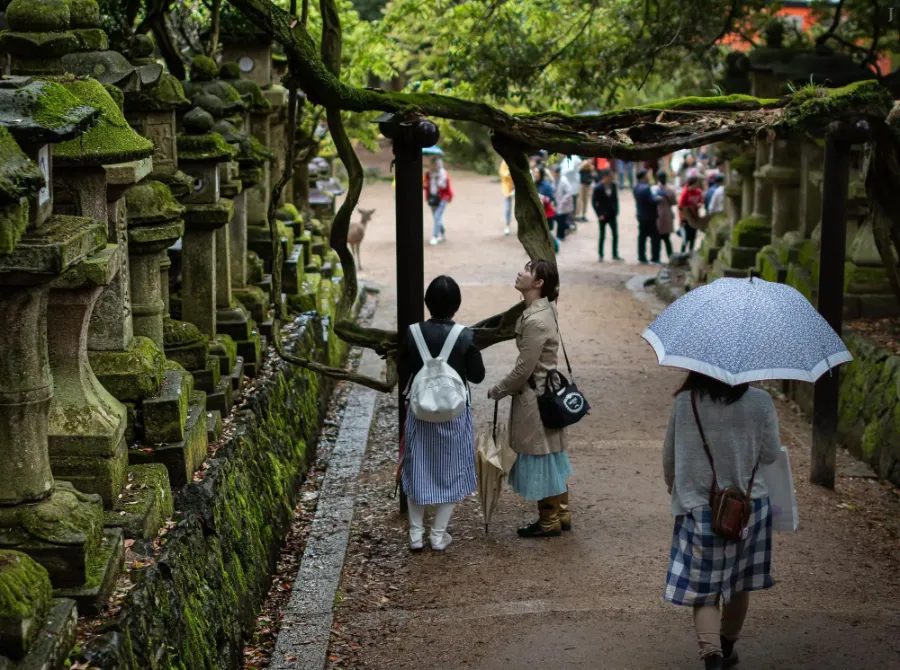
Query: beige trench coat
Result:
<box><xmin>494</xmin><ymin>298</ymin><xmax>568</xmax><ymax>456</ymax></box>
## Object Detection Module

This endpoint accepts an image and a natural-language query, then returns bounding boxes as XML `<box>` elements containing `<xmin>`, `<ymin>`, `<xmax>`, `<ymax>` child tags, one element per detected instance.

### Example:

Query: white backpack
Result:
<box><xmin>408</xmin><ymin>323</ymin><xmax>468</xmax><ymax>422</ymax></box>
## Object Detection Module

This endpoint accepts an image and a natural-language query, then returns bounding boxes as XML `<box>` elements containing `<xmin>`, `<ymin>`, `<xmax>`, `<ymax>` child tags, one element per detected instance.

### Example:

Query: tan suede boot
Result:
<box><xmin>558</xmin><ymin>490</ymin><xmax>572</xmax><ymax>531</ymax></box>
<box><xmin>517</xmin><ymin>495</ymin><xmax>562</xmax><ymax>537</ymax></box>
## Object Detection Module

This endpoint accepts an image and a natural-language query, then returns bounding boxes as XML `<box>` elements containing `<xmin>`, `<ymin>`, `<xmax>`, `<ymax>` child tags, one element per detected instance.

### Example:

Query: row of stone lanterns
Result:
<box><xmin>0</xmin><ymin>1</ymin><xmax>341</xmax><ymax>665</ymax></box>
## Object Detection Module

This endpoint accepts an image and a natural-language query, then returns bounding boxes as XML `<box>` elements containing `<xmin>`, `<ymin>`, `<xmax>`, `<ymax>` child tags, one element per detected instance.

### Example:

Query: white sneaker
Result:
<box><xmin>430</xmin><ymin>531</ymin><xmax>452</xmax><ymax>551</ymax></box>
<box><xmin>409</xmin><ymin>529</ymin><xmax>424</xmax><ymax>552</ymax></box>
<box><xmin>504</xmin><ymin>226</ymin><xmax>511</xmax><ymax>236</ymax></box>
<box><xmin>438</xmin><ymin>233</ymin><xmax>446</xmax><ymax>243</ymax></box>
<box><xmin>429</xmin><ymin>237</ymin><xmax>439</xmax><ymax>246</ymax></box>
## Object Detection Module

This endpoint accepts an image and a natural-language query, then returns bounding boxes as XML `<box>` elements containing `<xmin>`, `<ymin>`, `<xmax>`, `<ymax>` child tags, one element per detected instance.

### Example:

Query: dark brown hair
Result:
<box><xmin>675</xmin><ymin>371</ymin><xmax>749</xmax><ymax>405</ymax></box>
<box><xmin>526</xmin><ymin>259</ymin><xmax>560</xmax><ymax>302</ymax></box>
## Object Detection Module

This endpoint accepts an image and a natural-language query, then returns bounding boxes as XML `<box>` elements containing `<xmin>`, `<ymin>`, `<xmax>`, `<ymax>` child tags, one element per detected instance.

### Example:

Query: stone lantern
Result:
<box><xmin>1</xmin><ymin>1</ymin><xmax>177</xmax><ymax>539</ymax></box>
<box><xmin>175</xmin><ymin>107</ymin><xmax>237</xmax><ymax>415</ymax></box>
<box><xmin>0</xmin><ymin>80</ymin><xmax>123</xmax><ymax>613</ymax></box>
<box><xmin>747</xmin><ymin>21</ymin><xmax>796</xmax><ymax>99</ymax></box>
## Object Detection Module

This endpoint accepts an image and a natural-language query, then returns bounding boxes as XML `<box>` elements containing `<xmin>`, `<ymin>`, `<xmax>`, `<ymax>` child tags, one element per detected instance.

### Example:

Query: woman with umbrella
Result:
<box><xmin>643</xmin><ymin>277</ymin><xmax>853</xmax><ymax>669</ymax></box>
<box><xmin>402</xmin><ymin>276</ymin><xmax>485</xmax><ymax>552</ymax></box>
<box><xmin>488</xmin><ymin>260</ymin><xmax>571</xmax><ymax>537</ymax></box>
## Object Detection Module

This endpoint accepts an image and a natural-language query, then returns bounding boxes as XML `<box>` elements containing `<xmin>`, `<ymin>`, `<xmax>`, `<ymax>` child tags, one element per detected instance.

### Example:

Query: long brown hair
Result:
<box><xmin>675</xmin><ymin>371</ymin><xmax>749</xmax><ymax>405</ymax></box>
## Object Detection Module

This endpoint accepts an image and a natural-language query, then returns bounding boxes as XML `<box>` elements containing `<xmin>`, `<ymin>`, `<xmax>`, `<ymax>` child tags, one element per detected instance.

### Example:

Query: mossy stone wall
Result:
<box><xmin>73</xmin><ymin>307</ymin><xmax>356</xmax><ymax>669</ymax></box>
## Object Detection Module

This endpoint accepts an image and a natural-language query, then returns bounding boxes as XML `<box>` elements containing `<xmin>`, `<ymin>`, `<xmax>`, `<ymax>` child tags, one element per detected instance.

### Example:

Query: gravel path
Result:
<box><xmin>325</xmin><ymin>166</ymin><xmax>900</xmax><ymax>669</ymax></box>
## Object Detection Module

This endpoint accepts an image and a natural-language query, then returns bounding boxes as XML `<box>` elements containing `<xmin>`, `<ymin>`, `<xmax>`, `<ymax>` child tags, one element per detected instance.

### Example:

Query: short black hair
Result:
<box><xmin>675</xmin><ymin>371</ymin><xmax>749</xmax><ymax>405</ymax></box>
<box><xmin>526</xmin><ymin>259</ymin><xmax>560</xmax><ymax>301</ymax></box>
<box><xmin>425</xmin><ymin>275</ymin><xmax>462</xmax><ymax>319</ymax></box>
<box><xmin>715</xmin><ymin>174</ymin><xmax>725</xmax><ymax>184</ymax></box>
<box><xmin>636</xmin><ymin>168</ymin><xmax>649</xmax><ymax>181</ymax></box>
<box><xmin>656</xmin><ymin>170</ymin><xmax>668</xmax><ymax>184</ymax></box>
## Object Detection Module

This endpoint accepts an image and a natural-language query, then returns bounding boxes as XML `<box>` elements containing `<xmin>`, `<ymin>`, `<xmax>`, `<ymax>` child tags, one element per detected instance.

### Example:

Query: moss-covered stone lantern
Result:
<box><xmin>0</xmin><ymin>95</ymin><xmax>122</xmax><ymax>614</ymax></box>
<box><xmin>175</xmin><ymin>106</ymin><xmax>237</xmax><ymax>415</ymax></box>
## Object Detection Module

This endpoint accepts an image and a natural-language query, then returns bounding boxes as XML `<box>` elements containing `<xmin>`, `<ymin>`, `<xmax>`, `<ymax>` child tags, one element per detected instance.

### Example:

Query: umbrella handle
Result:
<box><xmin>492</xmin><ymin>400</ymin><xmax>499</xmax><ymax>443</ymax></box>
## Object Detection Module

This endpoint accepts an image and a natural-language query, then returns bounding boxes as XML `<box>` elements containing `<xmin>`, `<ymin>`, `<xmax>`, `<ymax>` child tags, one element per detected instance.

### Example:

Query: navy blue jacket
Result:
<box><xmin>633</xmin><ymin>182</ymin><xmax>658</xmax><ymax>223</ymax></box>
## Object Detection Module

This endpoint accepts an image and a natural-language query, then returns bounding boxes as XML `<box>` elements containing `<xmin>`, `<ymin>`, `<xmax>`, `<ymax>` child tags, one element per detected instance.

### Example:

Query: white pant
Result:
<box><xmin>408</xmin><ymin>502</ymin><xmax>455</xmax><ymax>546</ymax></box>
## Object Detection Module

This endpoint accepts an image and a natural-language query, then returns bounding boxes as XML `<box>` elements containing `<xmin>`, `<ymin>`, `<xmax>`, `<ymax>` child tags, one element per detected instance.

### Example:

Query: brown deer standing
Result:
<box><xmin>347</xmin><ymin>208</ymin><xmax>375</xmax><ymax>271</ymax></box>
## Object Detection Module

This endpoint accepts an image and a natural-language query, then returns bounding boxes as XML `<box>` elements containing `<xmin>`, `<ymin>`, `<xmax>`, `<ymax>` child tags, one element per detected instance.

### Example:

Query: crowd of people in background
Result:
<box><xmin>490</xmin><ymin>148</ymin><xmax>727</xmax><ymax>264</ymax></box>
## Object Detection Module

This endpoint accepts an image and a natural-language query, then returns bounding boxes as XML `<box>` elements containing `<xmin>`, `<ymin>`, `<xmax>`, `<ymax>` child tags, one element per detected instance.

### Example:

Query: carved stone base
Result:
<box><xmin>128</xmin><ymin>396</ymin><xmax>207</xmax><ymax>489</ymax></box>
<box><xmin>103</xmin><ymin>465</ymin><xmax>174</xmax><ymax>540</ymax></box>
<box><xmin>0</xmin><ymin>598</ymin><xmax>77</xmax><ymax>668</ymax></box>
<box><xmin>53</xmin><ymin>528</ymin><xmax>125</xmax><ymax>616</ymax></box>
<box><xmin>0</xmin><ymin>482</ymin><xmax>106</xmax><ymax>590</ymax></box>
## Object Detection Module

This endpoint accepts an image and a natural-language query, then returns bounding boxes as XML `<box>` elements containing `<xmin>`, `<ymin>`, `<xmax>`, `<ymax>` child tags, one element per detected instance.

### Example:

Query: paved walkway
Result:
<box><xmin>326</xmin><ymin>169</ymin><xmax>900</xmax><ymax>669</ymax></box>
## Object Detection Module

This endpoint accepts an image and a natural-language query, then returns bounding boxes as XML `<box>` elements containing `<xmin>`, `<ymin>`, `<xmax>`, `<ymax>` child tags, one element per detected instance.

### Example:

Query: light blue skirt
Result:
<box><xmin>508</xmin><ymin>451</ymin><xmax>572</xmax><ymax>501</ymax></box>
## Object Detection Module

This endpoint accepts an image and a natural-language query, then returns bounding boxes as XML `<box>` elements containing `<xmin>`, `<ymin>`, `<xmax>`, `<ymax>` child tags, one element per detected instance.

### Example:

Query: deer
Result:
<box><xmin>347</xmin><ymin>208</ymin><xmax>375</xmax><ymax>271</ymax></box>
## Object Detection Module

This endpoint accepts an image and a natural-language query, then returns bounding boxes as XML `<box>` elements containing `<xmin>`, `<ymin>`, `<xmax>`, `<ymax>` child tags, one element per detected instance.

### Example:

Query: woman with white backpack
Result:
<box><xmin>402</xmin><ymin>276</ymin><xmax>485</xmax><ymax>552</ymax></box>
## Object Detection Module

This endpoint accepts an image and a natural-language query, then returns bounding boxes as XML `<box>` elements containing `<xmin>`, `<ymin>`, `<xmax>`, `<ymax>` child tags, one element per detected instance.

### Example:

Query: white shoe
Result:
<box><xmin>504</xmin><ymin>226</ymin><xmax>511</xmax><ymax>236</ymax></box>
<box><xmin>438</xmin><ymin>233</ymin><xmax>446</xmax><ymax>243</ymax></box>
<box><xmin>429</xmin><ymin>237</ymin><xmax>439</xmax><ymax>246</ymax></box>
<box><xmin>409</xmin><ymin>529</ymin><xmax>424</xmax><ymax>552</ymax></box>
<box><xmin>430</xmin><ymin>531</ymin><xmax>452</xmax><ymax>551</ymax></box>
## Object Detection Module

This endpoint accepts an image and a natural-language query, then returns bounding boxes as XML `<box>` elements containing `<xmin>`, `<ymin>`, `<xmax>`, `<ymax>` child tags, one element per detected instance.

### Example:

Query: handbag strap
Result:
<box><xmin>690</xmin><ymin>391</ymin><xmax>760</xmax><ymax>500</ymax></box>
<box><xmin>550</xmin><ymin>308</ymin><xmax>574</xmax><ymax>377</ymax></box>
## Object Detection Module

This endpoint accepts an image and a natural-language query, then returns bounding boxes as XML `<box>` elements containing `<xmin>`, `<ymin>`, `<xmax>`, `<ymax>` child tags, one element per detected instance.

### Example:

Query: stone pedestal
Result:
<box><xmin>47</xmin><ymin>245</ymin><xmax>128</xmax><ymax>508</ymax></box>
<box><xmin>0</xmin><ymin>287</ymin><xmax>54</xmax><ymax>505</ymax></box>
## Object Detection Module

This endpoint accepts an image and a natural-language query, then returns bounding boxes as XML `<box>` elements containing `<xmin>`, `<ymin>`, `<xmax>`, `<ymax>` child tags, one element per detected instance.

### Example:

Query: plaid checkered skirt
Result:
<box><xmin>664</xmin><ymin>497</ymin><xmax>774</xmax><ymax>607</ymax></box>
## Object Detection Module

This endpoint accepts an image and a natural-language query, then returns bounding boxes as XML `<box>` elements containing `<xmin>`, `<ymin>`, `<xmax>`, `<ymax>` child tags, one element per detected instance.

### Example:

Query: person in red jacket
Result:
<box><xmin>678</xmin><ymin>174</ymin><xmax>704</xmax><ymax>252</ymax></box>
<box><xmin>424</xmin><ymin>158</ymin><xmax>454</xmax><ymax>246</ymax></box>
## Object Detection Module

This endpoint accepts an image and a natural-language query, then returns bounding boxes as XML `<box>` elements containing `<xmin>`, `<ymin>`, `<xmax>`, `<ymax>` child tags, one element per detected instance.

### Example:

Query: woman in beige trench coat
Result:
<box><xmin>489</xmin><ymin>260</ymin><xmax>571</xmax><ymax>538</ymax></box>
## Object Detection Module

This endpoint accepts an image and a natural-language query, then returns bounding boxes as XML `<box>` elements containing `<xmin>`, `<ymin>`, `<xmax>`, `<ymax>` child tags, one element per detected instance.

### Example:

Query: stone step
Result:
<box><xmin>142</xmin><ymin>369</ymin><xmax>193</xmax><ymax>444</ymax></box>
<box><xmin>103</xmin><ymin>464</ymin><xmax>174</xmax><ymax>540</ymax></box>
<box><xmin>128</xmin><ymin>394</ymin><xmax>208</xmax><ymax>488</ymax></box>
<box><xmin>230</xmin><ymin>355</ymin><xmax>245</xmax><ymax>392</ymax></box>
<box><xmin>206</xmin><ymin>377</ymin><xmax>234</xmax><ymax>417</ymax></box>
<box><xmin>206</xmin><ymin>410</ymin><xmax>223</xmax><ymax>443</ymax></box>
<box><xmin>0</xmin><ymin>599</ymin><xmax>77</xmax><ymax>669</ymax></box>
<box><xmin>54</xmin><ymin>528</ymin><xmax>124</xmax><ymax>616</ymax></box>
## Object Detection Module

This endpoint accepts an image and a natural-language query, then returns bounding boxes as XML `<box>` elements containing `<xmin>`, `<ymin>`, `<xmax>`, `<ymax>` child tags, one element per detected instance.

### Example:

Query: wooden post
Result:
<box><xmin>377</xmin><ymin>114</ymin><xmax>439</xmax><ymax>513</ymax></box>
<box><xmin>810</xmin><ymin>120</ymin><xmax>869</xmax><ymax>488</ymax></box>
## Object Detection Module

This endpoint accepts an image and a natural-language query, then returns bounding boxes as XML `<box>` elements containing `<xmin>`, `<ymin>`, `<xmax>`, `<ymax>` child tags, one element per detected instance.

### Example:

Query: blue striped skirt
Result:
<box><xmin>508</xmin><ymin>451</ymin><xmax>572</xmax><ymax>501</ymax></box>
<box><xmin>664</xmin><ymin>497</ymin><xmax>774</xmax><ymax>607</ymax></box>
<box><xmin>402</xmin><ymin>408</ymin><xmax>476</xmax><ymax>506</ymax></box>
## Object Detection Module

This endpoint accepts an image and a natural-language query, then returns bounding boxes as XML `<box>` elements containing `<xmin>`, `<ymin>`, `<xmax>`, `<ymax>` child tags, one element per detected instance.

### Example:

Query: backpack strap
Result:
<box><xmin>409</xmin><ymin>324</ymin><xmax>433</xmax><ymax>363</ymax></box>
<box><xmin>438</xmin><ymin>324</ymin><xmax>465</xmax><ymax>361</ymax></box>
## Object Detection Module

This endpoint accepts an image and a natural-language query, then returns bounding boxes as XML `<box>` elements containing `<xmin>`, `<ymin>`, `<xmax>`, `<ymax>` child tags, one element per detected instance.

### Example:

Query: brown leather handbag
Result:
<box><xmin>691</xmin><ymin>391</ymin><xmax>758</xmax><ymax>541</ymax></box>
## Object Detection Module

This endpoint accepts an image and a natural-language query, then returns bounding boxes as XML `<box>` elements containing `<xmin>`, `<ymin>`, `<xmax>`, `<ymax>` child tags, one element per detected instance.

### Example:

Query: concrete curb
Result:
<box><xmin>270</xmin><ymin>293</ymin><xmax>393</xmax><ymax>670</ymax></box>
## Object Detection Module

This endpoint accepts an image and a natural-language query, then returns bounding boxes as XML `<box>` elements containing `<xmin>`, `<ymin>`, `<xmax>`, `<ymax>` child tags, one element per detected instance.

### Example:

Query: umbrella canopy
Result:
<box><xmin>422</xmin><ymin>145</ymin><xmax>444</xmax><ymax>155</ymax></box>
<box><xmin>642</xmin><ymin>277</ymin><xmax>852</xmax><ymax>385</ymax></box>
<box><xmin>475</xmin><ymin>402</ymin><xmax>516</xmax><ymax>533</ymax></box>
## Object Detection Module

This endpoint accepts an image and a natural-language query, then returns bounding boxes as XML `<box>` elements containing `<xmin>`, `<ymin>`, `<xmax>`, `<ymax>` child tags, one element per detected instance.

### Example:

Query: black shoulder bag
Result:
<box><xmin>529</xmin><ymin>314</ymin><xmax>589</xmax><ymax>429</ymax></box>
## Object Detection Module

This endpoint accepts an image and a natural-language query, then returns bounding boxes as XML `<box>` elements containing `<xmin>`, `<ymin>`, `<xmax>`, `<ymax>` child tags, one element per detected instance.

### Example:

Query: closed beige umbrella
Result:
<box><xmin>475</xmin><ymin>402</ymin><xmax>516</xmax><ymax>533</ymax></box>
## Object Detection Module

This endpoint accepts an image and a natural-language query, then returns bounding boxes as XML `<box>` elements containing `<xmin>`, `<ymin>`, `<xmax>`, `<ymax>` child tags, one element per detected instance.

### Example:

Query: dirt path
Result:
<box><xmin>326</xmin><ymin>168</ymin><xmax>900</xmax><ymax>669</ymax></box>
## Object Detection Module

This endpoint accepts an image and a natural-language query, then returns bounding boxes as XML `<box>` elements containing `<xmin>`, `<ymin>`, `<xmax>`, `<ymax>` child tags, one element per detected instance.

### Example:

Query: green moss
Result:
<box><xmin>88</xmin><ymin>336</ymin><xmax>165</xmax><ymax>403</ymax></box>
<box><xmin>6</xmin><ymin>0</ymin><xmax>71</xmax><ymax>32</ymax></box>
<box><xmin>54</xmin><ymin>77</ymin><xmax>154</xmax><ymax>166</ymax></box>
<box><xmin>189</xmin><ymin>54</ymin><xmax>218</xmax><ymax>82</ymax></box>
<box><xmin>732</xmin><ymin>215</ymin><xmax>771</xmax><ymax>248</ymax></box>
<box><xmin>103</xmin><ymin>82</ymin><xmax>124</xmax><ymax>109</ymax></box>
<box><xmin>230</xmin><ymin>78</ymin><xmax>271</xmax><ymax>113</ymax></box>
<box><xmin>0</xmin><ymin>550</ymin><xmax>52</xmax><ymax>621</ymax></box>
<box><xmin>163</xmin><ymin>317</ymin><xmax>206</xmax><ymax>347</ymax></box>
<box><xmin>218</xmin><ymin>62</ymin><xmax>241</xmax><ymax>80</ymax></box>
<box><xmin>140</xmin><ymin>72</ymin><xmax>191</xmax><ymax>111</ymax></box>
<box><xmin>176</xmin><ymin>131</ymin><xmax>237</xmax><ymax>161</ymax></box>
<box><xmin>0</xmin><ymin>126</ymin><xmax>44</xmax><ymax>206</ymax></box>
<box><xmin>126</xmin><ymin>180</ymin><xmax>184</xmax><ymax>224</ymax></box>
<box><xmin>778</xmin><ymin>80</ymin><xmax>893</xmax><ymax>135</ymax></box>
<box><xmin>68</xmin><ymin>0</ymin><xmax>101</xmax><ymax>28</ymax></box>
<box><xmin>728</xmin><ymin>154</ymin><xmax>755</xmax><ymax>176</ymax></box>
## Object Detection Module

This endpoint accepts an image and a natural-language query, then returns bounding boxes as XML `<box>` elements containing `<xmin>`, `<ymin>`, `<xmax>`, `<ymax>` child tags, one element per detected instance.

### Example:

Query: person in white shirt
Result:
<box><xmin>707</xmin><ymin>174</ymin><xmax>726</xmax><ymax>216</ymax></box>
<box><xmin>553</xmin><ymin>164</ymin><xmax>576</xmax><ymax>240</ymax></box>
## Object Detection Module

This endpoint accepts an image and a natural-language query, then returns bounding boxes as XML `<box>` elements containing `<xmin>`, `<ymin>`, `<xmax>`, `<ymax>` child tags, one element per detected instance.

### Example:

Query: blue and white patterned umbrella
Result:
<box><xmin>641</xmin><ymin>277</ymin><xmax>852</xmax><ymax>385</ymax></box>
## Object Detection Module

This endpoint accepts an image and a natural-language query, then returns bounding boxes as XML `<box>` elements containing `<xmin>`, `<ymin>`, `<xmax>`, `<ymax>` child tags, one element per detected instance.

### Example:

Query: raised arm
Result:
<box><xmin>493</xmin><ymin>318</ymin><xmax>548</xmax><ymax>396</ymax></box>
